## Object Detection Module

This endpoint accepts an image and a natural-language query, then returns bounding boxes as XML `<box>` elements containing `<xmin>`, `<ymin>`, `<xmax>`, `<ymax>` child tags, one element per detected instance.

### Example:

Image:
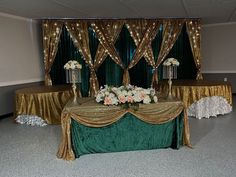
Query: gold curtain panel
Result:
<box><xmin>159</xmin><ymin>80</ymin><xmax>232</xmax><ymax>108</ymax></box>
<box><xmin>42</xmin><ymin>20</ymin><xmax>63</xmax><ymax>86</ymax></box>
<box><xmin>57</xmin><ymin>98</ymin><xmax>191</xmax><ymax>160</ymax></box>
<box><xmin>15</xmin><ymin>85</ymin><xmax>74</xmax><ymax>124</ymax></box>
<box><xmin>42</xmin><ymin>19</ymin><xmax>203</xmax><ymax>88</ymax></box>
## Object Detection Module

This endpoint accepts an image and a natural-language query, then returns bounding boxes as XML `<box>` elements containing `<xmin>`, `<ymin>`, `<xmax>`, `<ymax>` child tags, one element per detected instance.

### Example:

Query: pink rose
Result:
<box><xmin>118</xmin><ymin>95</ymin><xmax>126</xmax><ymax>104</ymax></box>
<box><xmin>104</xmin><ymin>97</ymin><xmax>112</xmax><ymax>105</ymax></box>
<box><xmin>127</xmin><ymin>95</ymin><xmax>134</xmax><ymax>103</ymax></box>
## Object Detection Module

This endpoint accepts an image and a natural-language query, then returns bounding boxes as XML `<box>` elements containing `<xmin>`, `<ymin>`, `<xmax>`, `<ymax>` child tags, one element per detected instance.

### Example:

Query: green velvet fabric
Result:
<box><xmin>71</xmin><ymin>112</ymin><xmax>184</xmax><ymax>157</ymax></box>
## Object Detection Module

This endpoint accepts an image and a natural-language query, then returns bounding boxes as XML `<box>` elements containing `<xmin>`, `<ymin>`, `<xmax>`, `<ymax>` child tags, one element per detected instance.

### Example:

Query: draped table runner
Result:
<box><xmin>159</xmin><ymin>80</ymin><xmax>232</xmax><ymax>119</ymax></box>
<box><xmin>15</xmin><ymin>85</ymin><xmax>73</xmax><ymax>124</ymax></box>
<box><xmin>57</xmin><ymin>98</ymin><xmax>191</xmax><ymax>161</ymax></box>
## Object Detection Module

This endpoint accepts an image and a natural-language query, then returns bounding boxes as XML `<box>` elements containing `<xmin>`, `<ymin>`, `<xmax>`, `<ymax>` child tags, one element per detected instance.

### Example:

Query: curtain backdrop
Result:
<box><xmin>47</xmin><ymin>19</ymin><xmax>198</xmax><ymax>95</ymax></box>
<box><xmin>65</xmin><ymin>20</ymin><xmax>99</xmax><ymax>97</ymax></box>
<box><xmin>126</xmin><ymin>20</ymin><xmax>161</xmax><ymax>87</ymax></box>
<box><xmin>152</xmin><ymin>19</ymin><xmax>185</xmax><ymax>88</ymax></box>
<box><xmin>42</xmin><ymin>20</ymin><xmax>63</xmax><ymax>86</ymax></box>
<box><xmin>186</xmin><ymin>19</ymin><xmax>203</xmax><ymax>80</ymax></box>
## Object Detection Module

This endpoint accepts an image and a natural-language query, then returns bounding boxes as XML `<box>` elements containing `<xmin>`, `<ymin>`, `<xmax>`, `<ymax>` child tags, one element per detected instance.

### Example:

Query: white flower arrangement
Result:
<box><xmin>64</xmin><ymin>60</ymin><xmax>82</xmax><ymax>70</ymax></box>
<box><xmin>96</xmin><ymin>85</ymin><xmax>158</xmax><ymax>107</ymax></box>
<box><xmin>163</xmin><ymin>58</ymin><xmax>180</xmax><ymax>66</ymax></box>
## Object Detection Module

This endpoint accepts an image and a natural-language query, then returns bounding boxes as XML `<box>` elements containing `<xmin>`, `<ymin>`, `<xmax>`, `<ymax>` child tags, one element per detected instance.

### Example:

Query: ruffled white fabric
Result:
<box><xmin>187</xmin><ymin>96</ymin><xmax>232</xmax><ymax>119</ymax></box>
<box><xmin>15</xmin><ymin>115</ymin><xmax>47</xmax><ymax>126</ymax></box>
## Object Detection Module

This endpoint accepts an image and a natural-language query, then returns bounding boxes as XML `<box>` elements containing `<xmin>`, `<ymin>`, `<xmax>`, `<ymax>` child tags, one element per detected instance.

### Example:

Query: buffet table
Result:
<box><xmin>57</xmin><ymin>98</ymin><xmax>191</xmax><ymax>161</ymax></box>
<box><xmin>15</xmin><ymin>85</ymin><xmax>73</xmax><ymax>124</ymax></box>
<box><xmin>159</xmin><ymin>80</ymin><xmax>232</xmax><ymax>119</ymax></box>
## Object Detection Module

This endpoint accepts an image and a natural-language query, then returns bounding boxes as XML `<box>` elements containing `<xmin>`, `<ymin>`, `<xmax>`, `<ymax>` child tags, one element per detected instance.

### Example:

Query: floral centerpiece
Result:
<box><xmin>163</xmin><ymin>58</ymin><xmax>179</xmax><ymax>66</ymax></box>
<box><xmin>163</xmin><ymin>58</ymin><xmax>179</xmax><ymax>100</ymax></box>
<box><xmin>64</xmin><ymin>60</ymin><xmax>82</xmax><ymax>70</ymax></box>
<box><xmin>96</xmin><ymin>85</ymin><xmax>158</xmax><ymax>110</ymax></box>
<box><xmin>64</xmin><ymin>60</ymin><xmax>82</xmax><ymax>105</ymax></box>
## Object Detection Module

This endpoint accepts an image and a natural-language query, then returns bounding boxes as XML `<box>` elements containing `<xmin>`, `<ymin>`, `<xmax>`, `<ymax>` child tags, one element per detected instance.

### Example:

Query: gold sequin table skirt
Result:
<box><xmin>15</xmin><ymin>85</ymin><xmax>73</xmax><ymax>124</ymax></box>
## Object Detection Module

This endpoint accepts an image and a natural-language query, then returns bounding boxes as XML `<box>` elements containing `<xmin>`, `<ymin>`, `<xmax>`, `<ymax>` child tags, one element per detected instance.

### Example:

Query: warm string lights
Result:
<box><xmin>126</xmin><ymin>20</ymin><xmax>156</xmax><ymax>68</ymax></box>
<box><xmin>42</xmin><ymin>20</ymin><xmax>63</xmax><ymax>86</ymax></box>
<box><xmin>65</xmin><ymin>21</ymin><xmax>99</xmax><ymax>97</ymax></box>
<box><xmin>186</xmin><ymin>19</ymin><xmax>202</xmax><ymax>80</ymax></box>
<box><xmin>155</xmin><ymin>20</ymin><xmax>184</xmax><ymax>69</ymax></box>
<box><xmin>127</xmin><ymin>20</ymin><xmax>161</xmax><ymax>69</ymax></box>
<box><xmin>90</xmin><ymin>21</ymin><xmax>125</xmax><ymax>70</ymax></box>
<box><xmin>42</xmin><ymin>19</ymin><xmax>202</xmax><ymax>88</ymax></box>
<box><xmin>93</xmin><ymin>20</ymin><xmax>124</xmax><ymax>70</ymax></box>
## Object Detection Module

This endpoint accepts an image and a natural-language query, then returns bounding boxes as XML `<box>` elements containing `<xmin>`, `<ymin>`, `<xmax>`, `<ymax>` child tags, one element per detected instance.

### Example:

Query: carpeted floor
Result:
<box><xmin>0</xmin><ymin>96</ymin><xmax>235</xmax><ymax>177</ymax></box>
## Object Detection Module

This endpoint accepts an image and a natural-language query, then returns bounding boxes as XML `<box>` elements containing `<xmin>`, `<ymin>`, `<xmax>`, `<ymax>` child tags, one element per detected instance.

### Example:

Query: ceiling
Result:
<box><xmin>0</xmin><ymin>0</ymin><xmax>236</xmax><ymax>24</ymax></box>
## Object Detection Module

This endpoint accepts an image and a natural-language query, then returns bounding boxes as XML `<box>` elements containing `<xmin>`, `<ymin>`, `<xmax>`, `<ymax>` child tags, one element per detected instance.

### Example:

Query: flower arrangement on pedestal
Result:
<box><xmin>64</xmin><ymin>60</ymin><xmax>82</xmax><ymax>70</ymax></box>
<box><xmin>163</xmin><ymin>58</ymin><xmax>179</xmax><ymax>100</ymax></box>
<box><xmin>163</xmin><ymin>58</ymin><xmax>179</xmax><ymax>67</ymax></box>
<box><xmin>96</xmin><ymin>85</ymin><xmax>158</xmax><ymax>110</ymax></box>
<box><xmin>64</xmin><ymin>60</ymin><xmax>82</xmax><ymax>104</ymax></box>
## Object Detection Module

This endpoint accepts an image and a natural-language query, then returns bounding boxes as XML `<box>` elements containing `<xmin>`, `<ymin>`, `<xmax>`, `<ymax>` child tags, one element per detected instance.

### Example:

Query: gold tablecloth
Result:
<box><xmin>15</xmin><ymin>85</ymin><xmax>73</xmax><ymax>124</ymax></box>
<box><xmin>159</xmin><ymin>80</ymin><xmax>232</xmax><ymax>108</ymax></box>
<box><xmin>57</xmin><ymin>98</ymin><xmax>191</xmax><ymax>160</ymax></box>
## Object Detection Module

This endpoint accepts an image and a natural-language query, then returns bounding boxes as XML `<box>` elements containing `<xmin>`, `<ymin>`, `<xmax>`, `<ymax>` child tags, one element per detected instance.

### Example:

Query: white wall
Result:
<box><xmin>0</xmin><ymin>13</ymin><xmax>44</xmax><ymax>86</ymax></box>
<box><xmin>202</xmin><ymin>23</ymin><xmax>236</xmax><ymax>73</ymax></box>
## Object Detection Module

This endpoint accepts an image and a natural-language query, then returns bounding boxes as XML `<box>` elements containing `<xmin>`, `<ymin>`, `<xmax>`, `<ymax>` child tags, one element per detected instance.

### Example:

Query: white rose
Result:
<box><xmin>127</xmin><ymin>91</ymin><xmax>132</xmax><ymax>96</ymax></box>
<box><xmin>111</xmin><ymin>97</ymin><xmax>119</xmax><ymax>105</ymax></box>
<box><xmin>71</xmin><ymin>65</ymin><xmax>75</xmax><ymax>69</ymax></box>
<box><xmin>122</xmin><ymin>90</ymin><xmax>128</xmax><ymax>96</ymax></box>
<box><xmin>165</xmin><ymin>62</ymin><xmax>171</xmax><ymax>66</ymax></box>
<box><xmin>116</xmin><ymin>90</ymin><xmax>122</xmax><ymax>95</ymax></box>
<box><xmin>95</xmin><ymin>94</ymin><xmax>103</xmax><ymax>102</ymax></box>
<box><xmin>144</xmin><ymin>89</ymin><xmax>150</xmax><ymax>94</ymax></box>
<box><xmin>169</xmin><ymin>58</ymin><xmax>174</xmax><ymax>62</ymax></box>
<box><xmin>109</xmin><ymin>93</ymin><xmax>115</xmax><ymax>98</ymax></box>
<box><xmin>153</xmin><ymin>96</ymin><xmax>158</xmax><ymax>103</ymax></box>
<box><xmin>143</xmin><ymin>95</ymin><xmax>151</xmax><ymax>104</ymax></box>
<box><xmin>133</xmin><ymin>94</ymin><xmax>142</xmax><ymax>102</ymax></box>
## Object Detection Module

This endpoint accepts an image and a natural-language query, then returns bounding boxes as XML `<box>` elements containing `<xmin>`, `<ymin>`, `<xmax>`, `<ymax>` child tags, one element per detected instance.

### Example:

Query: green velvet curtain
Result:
<box><xmin>50</xmin><ymin>25</ymin><xmax>90</xmax><ymax>97</ymax></box>
<box><xmin>51</xmin><ymin>23</ymin><xmax>195</xmax><ymax>95</ymax></box>
<box><xmin>163</xmin><ymin>25</ymin><xmax>196</xmax><ymax>79</ymax></box>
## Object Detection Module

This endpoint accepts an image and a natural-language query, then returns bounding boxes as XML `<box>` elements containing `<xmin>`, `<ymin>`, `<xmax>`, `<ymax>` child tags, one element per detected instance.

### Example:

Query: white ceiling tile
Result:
<box><xmin>121</xmin><ymin>0</ymin><xmax>187</xmax><ymax>17</ymax></box>
<box><xmin>0</xmin><ymin>0</ymin><xmax>236</xmax><ymax>24</ymax></box>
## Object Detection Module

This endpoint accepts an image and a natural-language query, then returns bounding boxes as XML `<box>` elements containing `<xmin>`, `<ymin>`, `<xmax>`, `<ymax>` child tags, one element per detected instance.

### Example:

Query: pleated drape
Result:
<box><xmin>125</xmin><ymin>20</ymin><xmax>161</xmax><ymax>86</ymax></box>
<box><xmin>65</xmin><ymin>20</ymin><xmax>99</xmax><ymax>97</ymax></box>
<box><xmin>153</xmin><ymin>19</ymin><xmax>185</xmax><ymax>88</ymax></box>
<box><xmin>186</xmin><ymin>19</ymin><xmax>203</xmax><ymax>80</ymax></box>
<box><xmin>42</xmin><ymin>20</ymin><xmax>63</xmax><ymax>86</ymax></box>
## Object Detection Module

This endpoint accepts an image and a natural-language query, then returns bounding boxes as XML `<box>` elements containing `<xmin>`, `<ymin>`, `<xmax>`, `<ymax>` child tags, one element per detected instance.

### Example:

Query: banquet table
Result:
<box><xmin>15</xmin><ymin>85</ymin><xmax>73</xmax><ymax>124</ymax></box>
<box><xmin>159</xmin><ymin>80</ymin><xmax>232</xmax><ymax>119</ymax></box>
<box><xmin>57</xmin><ymin>98</ymin><xmax>191</xmax><ymax>161</ymax></box>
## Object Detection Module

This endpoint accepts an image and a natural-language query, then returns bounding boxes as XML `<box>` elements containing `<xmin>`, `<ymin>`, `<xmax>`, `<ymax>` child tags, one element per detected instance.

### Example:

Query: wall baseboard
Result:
<box><xmin>0</xmin><ymin>113</ymin><xmax>13</xmax><ymax>119</ymax></box>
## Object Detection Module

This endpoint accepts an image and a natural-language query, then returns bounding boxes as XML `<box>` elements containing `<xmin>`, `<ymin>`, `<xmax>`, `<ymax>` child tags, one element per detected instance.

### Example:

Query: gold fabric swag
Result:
<box><xmin>57</xmin><ymin>98</ymin><xmax>191</xmax><ymax>161</ymax></box>
<box><xmin>42</xmin><ymin>18</ymin><xmax>203</xmax><ymax>92</ymax></box>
